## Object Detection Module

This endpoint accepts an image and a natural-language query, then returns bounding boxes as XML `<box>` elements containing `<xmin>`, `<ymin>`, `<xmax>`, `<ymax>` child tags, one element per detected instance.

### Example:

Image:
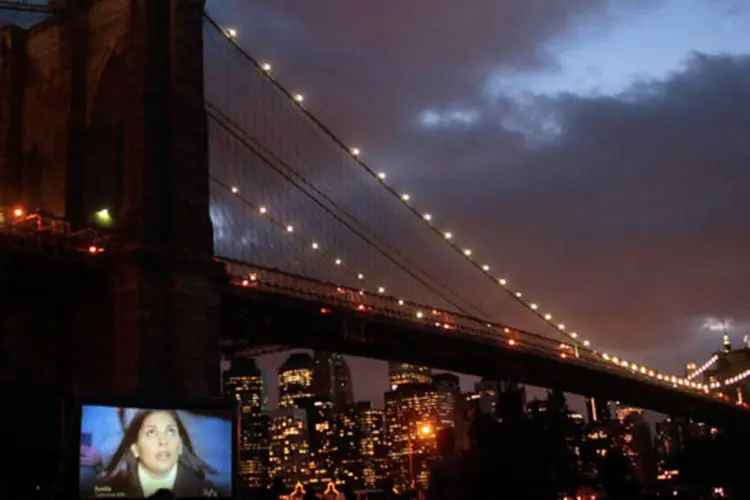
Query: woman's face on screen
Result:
<box><xmin>131</xmin><ymin>411</ymin><xmax>183</xmax><ymax>479</ymax></box>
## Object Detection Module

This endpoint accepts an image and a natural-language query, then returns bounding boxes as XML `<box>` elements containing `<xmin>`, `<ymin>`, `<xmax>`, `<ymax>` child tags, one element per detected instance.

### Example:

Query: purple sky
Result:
<box><xmin>205</xmin><ymin>0</ymin><xmax>750</xmax><ymax>409</ymax></box>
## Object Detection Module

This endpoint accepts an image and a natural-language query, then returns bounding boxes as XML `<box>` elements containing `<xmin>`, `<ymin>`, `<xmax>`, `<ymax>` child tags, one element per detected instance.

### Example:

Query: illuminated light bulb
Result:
<box><xmin>225</xmin><ymin>28</ymin><xmax>237</xmax><ymax>38</ymax></box>
<box><xmin>559</xmin><ymin>343</ymin><xmax>566</xmax><ymax>349</ymax></box>
<box><xmin>631</xmin><ymin>363</ymin><xmax>638</xmax><ymax>371</ymax></box>
<box><xmin>444</xmin><ymin>232</ymin><xmax>453</xmax><ymax>239</ymax></box>
<box><xmin>335</xmin><ymin>259</ymin><xmax>342</xmax><ymax>265</ymax></box>
<box><xmin>482</xmin><ymin>264</ymin><xmax>490</xmax><ymax>272</ymax></box>
<box><xmin>602</xmin><ymin>353</ymin><xmax>610</xmax><ymax>360</ymax></box>
<box><xmin>357</xmin><ymin>273</ymin><xmax>364</xmax><ymax>280</ymax></box>
<box><xmin>377</xmin><ymin>172</ymin><xmax>387</xmax><ymax>180</ymax></box>
<box><xmin>435</xmin><ymin>322</ymin><xmax>441</xmax><ymax>327</ymax></box>
<box><xmin>499</xmin><ymin>278</ymin><xmax>507</xmax><ymax>285</ymax></box>
<box><xmin>570</xmin><ymin>332</ymin><xmax>578</xmax><ymax>338</ymax></box>
<box><xmin>561</xmin><ymin>353</ymin><xmax>567</xmax><ymax>359</ymax></box>
<box><xmin>258</xmin><ymin>206</ymin><xmax>267</xmax><ymax>214</ymax></box>
<box><xmin>241</xmin><ymin>279</ymin><xmax>249</xmax><ymax>287</ymax></box>
<box><xmin>398</xmin><ymin>300</ymin><xmax>404</xmax><ymax>306</ymax></box>
<box><xmin>515</xmin><ymin>292</ymin><xmax>522</xmax><ymax>297</ymax></box>
<box><xmin>293</xmin><ymin>93</ymin><xmax>304</xmax><ymax>102</ymax></box>
<box><xmin>530</xmin><ymin>303</ymin><xmax>538</xmax><ymax>310</ymax></box>
<box><xmin>423</xmin><ymin>213</ymin><xmax>432</xmax><ymax>221</ymax></box>
<box><xmin>311</xmin><ymin>242</ymin><xmax>319</xmax><ymax>250</ymax></box>
<box><xmin>416</xmin><ymin>311</ymin><xmax>424</xmax><ymax>319</ymax></box>
<box><xmin>503</xmin><ymin>328</ymin><xmax>510</xmax><ymax>333</ymax></box>
<box><xmin>286</xmin><ymin>225</ymin><xmax>294</xmax><ymax>233</ymax></box>
<box><xmin>544</xmin><ymin>313</ymin><xmax>552</xmax><ymax>321</ymax></box>
<box><xmin>583</xmin><ymin>340</ymin><xmax>590</xmax><ymax>347</ymax></box>
<box><xmin>612</xmin><ymin>357</ymin><xmax>619</xmax><ymax>364</ymax></box>
<box><xmin>13</xmin><ymin>207</ymin><xmax>24</xmax><ymax>217</ymax></box>
<box><xmin>558</xmin><ymin>323</ymin><xmax>565</xmax><ymax>330</ymax></box>
<box><xmin>377</xmin><ymin>286</ymin><xmax>385</xmax><ymax>294</ymax></box>
<box><xmin>250</xmin><ymin>274</ymin><xmax>257</xmax><ymax>281</ymax></box>
<box><xmin>350</xmin><ymin>147</ymin><xmax>361</xmax><ymax>157</ymax></box>
<box><xmin>640</xmin><ymin>367</ymin><xmax>647</xmax><ymax>374</ymax></box>
<box><xmin>88</xmin><ymin>246</ymin><xmax>98</xmax><ymax>254</ymax></box>
<box><xmin>621</xmin><ymin>360</ymin><xmax>628</xmax><ymax>367</ymax></box>
<box><xmin>401</xmin><ymin>193</ymin><xmax>411</xmax><ymax>201</ymax></box>
<box><xmin>231</xmin><ymin>186</ymin><xmax>239</xmax><ymax>194</ymax></box>
<box><xmin>463</xmin><ymin>249</ymin><xmax>472</xmax><ymax>256</ymax></box>
<box><xmin>508</xmin><ymin>339</ymin><xmax>516</xmax><ymax>346</ymax></box>
<box><xmin>261</xmin><ymin>62</ymin><xmax>272</xmax><ymax>72</ymax></box>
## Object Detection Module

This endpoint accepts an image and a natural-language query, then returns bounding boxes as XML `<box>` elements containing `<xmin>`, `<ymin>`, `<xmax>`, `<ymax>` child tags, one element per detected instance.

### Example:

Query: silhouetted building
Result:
<box><xmin>703</xmin><ymin>335</ymin><xmax>750</xmax><ymax>403</ymax></box>
<box><xmin>388</xmin><ymin>362</ymin><xmax>432</xmax><ymax>389</ymax></box>
<box><xmin>313</xmin><ymin>351</ymin><xmax>354</xmax><ymax>410</ymax></box>
<box><xmin>585</xmin><ymin>396</ymin><xmax>611</xmax><ymax>423</ymax></box>
<box><xmin>279</xmin><ymin>353</ymin><xmax>314</xmax><ymax>408</ymax></box>
<box><xmin>475</xmin><ymin>378</ymin><xmax>526</xmax><ymax>421</ymax></box>
<box><xmin>385</xmin><ymin>383</ymin><xmax>440</xmax><ymax>490</ymax></box>
<box><xmin>223</xmin><ymin>358</ymin><xmax>269</xmax><ymax>489</ymax></box>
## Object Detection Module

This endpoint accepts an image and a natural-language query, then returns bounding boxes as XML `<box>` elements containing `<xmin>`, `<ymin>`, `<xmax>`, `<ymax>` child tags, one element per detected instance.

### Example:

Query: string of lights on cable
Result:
<box><xmin>206</xmin><ymin>16</ymin><xmax>715</xmax><ymax>395</ymax></box>
<box><xmin>686</xmin><ymin>355</ymin><xmax>719</xmax><ymax>381</ymax></box>
<box><xmin>205</xmin><ymin>101</ymin><xmax>489</xmax><ymax>320</ymax></box>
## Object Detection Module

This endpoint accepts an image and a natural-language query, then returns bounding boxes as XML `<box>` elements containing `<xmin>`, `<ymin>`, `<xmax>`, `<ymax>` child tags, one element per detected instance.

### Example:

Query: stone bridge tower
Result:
<box><xmin>0</xmin><ymin>0</ymin><xmax>222</xmax><ymax>401</ymax></box>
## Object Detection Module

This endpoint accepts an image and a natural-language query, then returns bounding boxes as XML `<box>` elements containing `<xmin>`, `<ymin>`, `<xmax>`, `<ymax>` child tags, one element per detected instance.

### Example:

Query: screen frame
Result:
<box><xmin>74</xmin><ymin>394</ymin><xmax>238</xmax><ymax>500</ymax></box>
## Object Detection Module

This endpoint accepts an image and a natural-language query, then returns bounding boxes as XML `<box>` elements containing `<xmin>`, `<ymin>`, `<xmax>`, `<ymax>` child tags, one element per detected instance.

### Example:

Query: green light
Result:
<box><xmin>95</xmin><ymin>208</ymin><xmax>113</xmax><ymax>227</ymax></box>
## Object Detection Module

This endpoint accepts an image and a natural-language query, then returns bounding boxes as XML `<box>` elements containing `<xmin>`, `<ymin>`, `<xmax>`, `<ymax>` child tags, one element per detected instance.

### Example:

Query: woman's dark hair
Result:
<box><xmin>100</xmin><ymin>409</ymin><xmax>217</xmax><ymax>481</ymax></box>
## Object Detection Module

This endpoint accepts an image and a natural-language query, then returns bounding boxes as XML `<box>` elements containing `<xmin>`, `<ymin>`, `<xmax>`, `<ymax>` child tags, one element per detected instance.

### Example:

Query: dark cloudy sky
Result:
<box><xmin>205</xmin><ymin>0</ymin><xmax>750</xmax><ymax>408</ymax></box>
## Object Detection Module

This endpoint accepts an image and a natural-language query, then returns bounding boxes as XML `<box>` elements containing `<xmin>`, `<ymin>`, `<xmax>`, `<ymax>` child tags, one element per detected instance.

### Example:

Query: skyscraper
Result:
<box><xmin>388</xmin><ymin>362</ymin><xmax>432</xmax><ymax>389</ymax></box>
<box><xmin>223</xmin><ymin>358</ymin><xmax>269</xmax><ymax>489</ymax></box>
<box><xmin>313</xmin><ymin>351</ymin><xmax>354</xmax><ymax>410</ymax></box>
<box><xmin>268</xmin><ymin>407</ymin><xmax>310</xmax><ymax>486</ymax></box>
<box><xmin>432</xmin><ymin>373</ymin><xmax>460</xmax><ymax>428</ymax></box>
<box><xmin>279</xmin><ymin>353</ymin><xmax>314</xmax><ymax>408</ymax></box>
<box><xmin>357</xmin><ymin>402</ymin><xmax>387</xmax><ymax>489</ymax></box>
<box><xmin>385</xmin><ymin>383</ymin><xmax>440</xmax><ymax>491</ymax></box>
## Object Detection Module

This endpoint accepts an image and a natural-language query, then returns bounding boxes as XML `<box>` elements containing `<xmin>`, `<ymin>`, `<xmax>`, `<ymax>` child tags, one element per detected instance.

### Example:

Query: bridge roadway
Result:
<box><xmin>221</xmin><ymin>260</ymin><xmax>750</xmax><ymax>428</ymax></box>
<box><xmin>1</xmin><ymin>231</ymin><xmax>748</xmax><ymax>428</ymax></box>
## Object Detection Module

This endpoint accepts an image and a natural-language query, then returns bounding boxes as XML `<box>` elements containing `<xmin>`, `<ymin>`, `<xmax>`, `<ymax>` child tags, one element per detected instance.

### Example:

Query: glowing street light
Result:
<box><xmin>95</xmin><ymin>208</ymin><xmax>113</xmax><ymax>227</ymax></box>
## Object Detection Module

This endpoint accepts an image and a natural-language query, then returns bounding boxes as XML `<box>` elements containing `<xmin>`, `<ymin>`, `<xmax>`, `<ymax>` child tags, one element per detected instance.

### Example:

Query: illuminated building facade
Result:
<box><xmin>432</xmin><ymin>373</ymin><xmax>460</xmax><ymax>428</ymax></box>
<box><xmin>279</xmin><ymin>353</ymin><xmax>314</xmax><ymax>408</ymax></box>
<box><xmin>331</xmin><ymin>403</ymin><xmax>362</xmax><ymax>486</ymax></box>
<box><xmin>296</xmin><ymin>397</ymin><xmax>336</xmax><ymax>485</ymax></box>
<box><xmin>222</xmin><ymin>358</ymin><xmax>269</xmax><ymax>489</ymax></box>
<box><xmin>357</xmin><ymin>402</ymin><xmax>387</xmax><ymax>489</ymax></box>
<box><xmin>385</xmin><ymin>383</ymin><xmax>440</xmax><ymax>491</ymax></box>
<box><xmin>268</xmin><ymin>407</ymin><xmax>310</xmax><ymax>486</ymax></box>
<box><xmin>388</xmin><ymin>362</ymin><xmax>432</xmax><ymax>389</ymax></box>
<box><xmin>313</xmin><ymin>351</ymin><xmax>354</xmax><ymax>410</ymax></box>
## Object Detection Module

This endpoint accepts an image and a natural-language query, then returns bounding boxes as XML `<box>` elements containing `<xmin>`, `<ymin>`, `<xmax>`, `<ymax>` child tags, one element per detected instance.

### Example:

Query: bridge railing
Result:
<box><xmin>221</xmin><ymin>258</ymin><xmax>736</xmax><ymax>404</ymax></box>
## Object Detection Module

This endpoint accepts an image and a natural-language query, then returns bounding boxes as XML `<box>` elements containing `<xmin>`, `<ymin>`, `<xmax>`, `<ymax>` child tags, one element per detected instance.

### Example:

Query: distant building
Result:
<box><xmin>702</xmin><ymin>335</ymin><xmax>750</xmax><ymax>403</ymax></box>
<box><xmin>432</xmin><ymin>373</ymin><xmax>460</xmax><ymax>428</ymax></box>
<box><xmin>356</xmin><ymin>402</ymin><xmax>388</xmax><ymax>489</ymax></box>
<box><xmin>388</xmin><ymin>362</ymin><xmax>432</xmax><ymax>389</ymax></box>
<box><xmin>331</xmin><ymin>403</ymin><xmax>362</xmax><ymax>487</ymax></box>
<box><xmin>279</xmin><ymin>353</ymin><xmax>314</xmax><ymax>408</ymax></box>
<box><xmin>268</xmin><ymin>407</ymin><xmax>310</xmax><ymax>486</ymax></box>
<box><xmin>385</xmin><ymin>383</ymin><xmax>440</xmax><ymax>491</ymax></box>
<box><xmin>222</xmin><ymin>358</ymin><xmax>269</xmax><ymax>489</ymax></box>
<box><xmin>585</xmin><ymin>396</ymin><xmax>611</xmax><ymax>424</ymax></box>
<box><xmin>313</xmin><ymin>351</ymin><xmax>354</xmax><ymax>410</ymax></box>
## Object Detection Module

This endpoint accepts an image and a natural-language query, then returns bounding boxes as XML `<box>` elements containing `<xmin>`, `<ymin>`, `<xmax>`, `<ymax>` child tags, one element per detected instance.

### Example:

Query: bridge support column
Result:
<box><xmin>105</xmin><ymin>0</ymin><xmax>222</xmax><ymax>398</ymax></box>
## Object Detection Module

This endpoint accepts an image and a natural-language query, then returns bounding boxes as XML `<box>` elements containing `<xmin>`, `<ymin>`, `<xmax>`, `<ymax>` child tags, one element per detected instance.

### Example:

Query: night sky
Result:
<box><xmin>205</xmin><ymin>0</ymin><xmax>750</xmax><ymax>409</ymax></box>
<box><xmin>5</xmin><ymin>1</ymin><xmax>749</xmax><ymax>410</ymax></box>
